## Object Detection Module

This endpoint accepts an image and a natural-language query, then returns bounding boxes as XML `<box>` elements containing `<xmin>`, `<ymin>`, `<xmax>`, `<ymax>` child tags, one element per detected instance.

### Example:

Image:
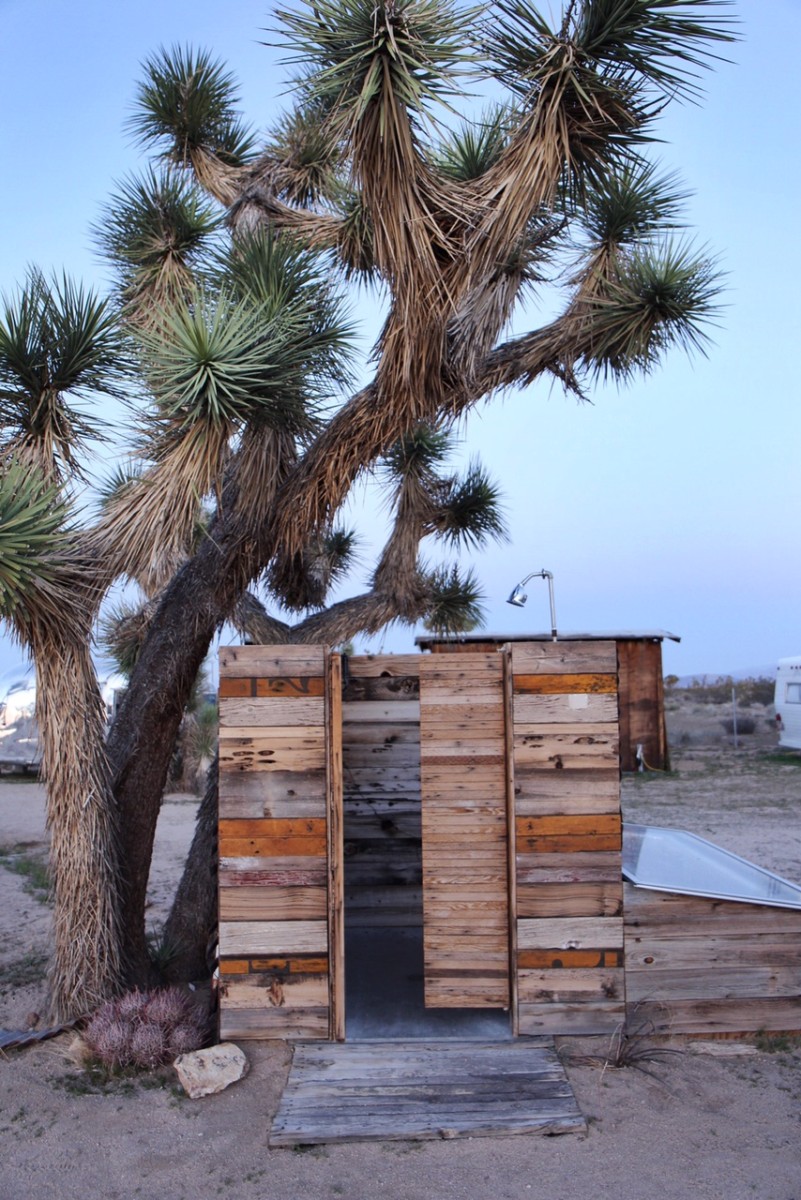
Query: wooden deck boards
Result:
<box><xmin>269</xmin><ymin>1040</ymin><xmax>585</xmax><ymax>1145</ymax></box>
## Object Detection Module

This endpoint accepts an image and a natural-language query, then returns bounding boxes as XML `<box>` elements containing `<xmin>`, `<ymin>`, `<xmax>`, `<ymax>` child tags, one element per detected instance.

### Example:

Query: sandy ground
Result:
<box><xmin>1</xmin><ymin>696</ymin><xmax>800</xmax><ymax>1200</ymax></box>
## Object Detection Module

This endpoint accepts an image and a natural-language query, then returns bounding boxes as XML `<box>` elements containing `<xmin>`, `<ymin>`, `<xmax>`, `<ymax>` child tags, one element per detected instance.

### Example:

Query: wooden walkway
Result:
<box><xmin>269</xmin><ymin>1039</ymin><xmax>585</xmax><ymax>1145</ymax></box>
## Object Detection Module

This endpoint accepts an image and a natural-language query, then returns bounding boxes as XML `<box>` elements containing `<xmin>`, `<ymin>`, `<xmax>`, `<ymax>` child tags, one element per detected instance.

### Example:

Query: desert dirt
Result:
<box><xmin>1</xmin><ymin>691</ymin><xmax>800</xmax><ymax>1200</ymax></box>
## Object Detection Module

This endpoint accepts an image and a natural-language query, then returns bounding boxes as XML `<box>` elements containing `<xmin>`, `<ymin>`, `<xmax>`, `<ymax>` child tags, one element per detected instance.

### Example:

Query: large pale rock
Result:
<box><xmin>174</xmin><ymin>1042</ymin><xmax>249</xmax><ymax>1098</ymax></box>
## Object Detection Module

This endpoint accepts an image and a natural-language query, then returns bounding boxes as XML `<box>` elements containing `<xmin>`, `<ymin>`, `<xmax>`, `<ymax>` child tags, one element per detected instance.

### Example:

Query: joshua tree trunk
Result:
<box><xmin>162</xmin><ymin>757</ymin><xmax>219</xmax><ymax>983</ymax></box>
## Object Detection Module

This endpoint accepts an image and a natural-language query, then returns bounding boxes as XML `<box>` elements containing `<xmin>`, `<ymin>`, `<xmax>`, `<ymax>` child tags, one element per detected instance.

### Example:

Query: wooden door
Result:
<box><xmin>510</xmin><ymin>640</ymin><xmax>625</xmax><ymax>1035</ymax></box>
<box><xmin>419</xmin><ymin>652</ymin><xmax>511</xmax><ymax>1008</ymax></box>
<box><xmin>217</xmin><ymin>645</ymin><xmax>344</xmax><ymax>1040</ymax></box>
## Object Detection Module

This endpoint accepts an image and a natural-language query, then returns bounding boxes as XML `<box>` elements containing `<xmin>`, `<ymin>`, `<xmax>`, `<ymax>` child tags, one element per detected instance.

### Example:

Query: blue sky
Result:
<box><xmin>0</xmin><ymin>0</ymin><xmax>799</xmax><ymax>682</ymax></box>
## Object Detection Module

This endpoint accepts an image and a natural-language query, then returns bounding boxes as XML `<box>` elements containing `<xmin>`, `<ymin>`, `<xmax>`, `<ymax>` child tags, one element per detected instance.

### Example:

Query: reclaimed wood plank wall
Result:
<box><xmin>616</xmin><ymin>639</ymin><xmax>669</xmax><ymax>772</ymax></box>
<box><xmin>511</xmin><ymin>641</ymin><xmax>625</xmax><ymax>1035</ymax></box>
<box><xmin>342</xmin><ymin>655</ymin><xmax>422</xmax><ymax>927</ymax></box>
<box><xmin>419</xmin><ymin>654</ymin><xmax>510</xmax><ymax>1008</ymax></box>
<box><xmin>624</xmin><ymin>885</ymin><xmax>801</xmax><ymax>1035</ymax></box>
<box><xmin>217</xmin><ymin>645</ymin><xmax>334</xmax><ymax>1040</ymax></box>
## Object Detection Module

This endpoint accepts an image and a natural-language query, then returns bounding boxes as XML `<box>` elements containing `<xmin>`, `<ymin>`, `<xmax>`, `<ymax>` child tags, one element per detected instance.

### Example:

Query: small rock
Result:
<box><xmin>25</xmin><ymin>1011</ymin><xmax>40</xmax><ymax>1029</ymax></box>
<box><xmin>174</xmin><ymin>1043</ymin><xmax>249</xmax><ymax>1098</ymax></box>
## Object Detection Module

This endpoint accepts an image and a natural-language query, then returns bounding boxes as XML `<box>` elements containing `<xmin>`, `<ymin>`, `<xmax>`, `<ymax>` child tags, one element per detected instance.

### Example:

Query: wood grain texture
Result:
<box><xmin>219</xmin><ymin>1008</ymin><xmax>330</xmax><ymax>1040</ymax></box>
<box><xmin>219</xmin><ymin>920</ymin><xmax>328</xmax><ymax>956</ymax></box>
<box><xmin>517</xmin><ymin>881</ymin><xmax>623</xmax><ymax>919</ymax></box>
<box><xmin>220</xmin><ymin>697</ymin><xmax>324</xmax><ymax>728</ymax></box>
<box><xmin>218</xmin><ymin>768</ymin><xmax>326</xmax><ymax>819</ymax></box>
<box><xmin>219</xmin><ymin>676</ymin><xmax>326</xmax><ymax>698</ymax></box>
<box><xmin>220</xmin><ymin>975</ymin><xmax>330</xmax><ymax>1009</ymax></box>
<box><xmin>219</xmin><ymin>645</ymin><xmax>326</xmax><ymax>678</ymax></box>
<box><xmin>512</xmin><ymin>693</ymin><xmax>618</xmax><ymax>724</ymax></box>
<box><xmin>623</xmin><ymin>883</ymin><xmax>801</xmax><ymax>1034</ymax></box>
<box><xmin>420</xmin><ymin>654</ymin><xmax>509</xmax><ymax>1009</ymax></box>
<box><xmin>219</xmin><ymin>885</ymin><xmax>327</xmax><ymax>920</ymax></box>
<box><xmin>513</xmin><ymin>674</ymin><xmax>617</xmax><ymax>695</ymax></box>
<box><xmin>518</xmin><ymin>917</ymin><xmax>624</xmax><ymax>951</ymax></box>
<box><xmin>511</xmin><ymin>642</ymin><xmax>617</xmax><ymax>675</ymax></box>
<box><xmin>269</xmin><ymin>1041</ymin><xmax>585</xmax><ymax>1145</ymax></box>
<box><xmin>327</xmin><ymin>651</ymin><xmax>345</xmax><ymax>1041</ymax></box>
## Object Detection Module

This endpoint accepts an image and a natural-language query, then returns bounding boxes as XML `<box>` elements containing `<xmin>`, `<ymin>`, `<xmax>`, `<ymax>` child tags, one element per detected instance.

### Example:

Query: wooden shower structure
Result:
<box><xmin>217</xmin><ymin>640</ymin><xmax>801</xmax><ymax>1042</ymax></box>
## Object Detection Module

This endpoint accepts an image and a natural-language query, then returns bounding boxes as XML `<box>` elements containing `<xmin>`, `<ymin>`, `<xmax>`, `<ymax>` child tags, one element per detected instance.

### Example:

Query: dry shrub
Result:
<box><xmin>82</xmin><ymin>986</ymin><xmax>209</xmax><ymax>1070</ymax></box>
<box><xmin>721</xmin><ymin>716</ymin><xmax>756</xmax><ymax>735</ymax></box>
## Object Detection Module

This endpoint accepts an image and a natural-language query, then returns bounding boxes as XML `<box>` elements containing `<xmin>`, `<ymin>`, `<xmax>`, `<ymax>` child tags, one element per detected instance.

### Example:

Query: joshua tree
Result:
<box><xmin>0</xmin><ymin>0</ymin><xmax>734</xmax><ymax>1018</ymax></box>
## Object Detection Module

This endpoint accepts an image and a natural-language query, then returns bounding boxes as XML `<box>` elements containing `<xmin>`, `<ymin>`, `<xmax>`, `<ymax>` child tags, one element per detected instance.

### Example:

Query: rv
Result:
<box><xmin>775</xmin><ymin>657</ymin><xmax>801</xmax><ymax>750</ymax></box>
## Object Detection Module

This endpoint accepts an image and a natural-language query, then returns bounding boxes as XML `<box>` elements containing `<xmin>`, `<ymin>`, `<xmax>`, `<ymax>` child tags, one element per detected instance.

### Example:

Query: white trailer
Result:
<box><xmin>775</xmin><ymin>657</ymin><xmax>801</xmax><ymax>750</ymax></box>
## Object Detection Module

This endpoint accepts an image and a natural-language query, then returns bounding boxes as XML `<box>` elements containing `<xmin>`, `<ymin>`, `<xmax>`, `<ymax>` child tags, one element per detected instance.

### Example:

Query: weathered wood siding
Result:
<box><xmin>617</xmin><ymin>639</ymin><xmax>668</xmax><ymax>772</ymax></box>
<box><xmin>342</xmin><ymin>655</ymin><xmax>422</xmax><ymax>927</ymax></box>
<box><xmin>512</xmin><ymin>641</ymin><xmax>625</xmax><ymax>1035</ymax></box>
<box><xmin>419</xmin><ymin>653</ymin><xmax>510</xmax><ymax>1008</ymax></box>
<box><xmin>217</xmin><ymin>645</ymin><xmax>340</xmax><ymax>1040</ymax></box>
<box><xmin>624</xmin><ymin>885</ymin><xmax>801</xmax><ymax>1035</ymax></box>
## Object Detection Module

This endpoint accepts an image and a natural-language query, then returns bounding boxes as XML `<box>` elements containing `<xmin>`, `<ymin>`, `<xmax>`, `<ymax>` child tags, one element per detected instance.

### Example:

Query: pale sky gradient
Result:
<box><xmin>0</xmin><ymin>0</ymin><xmax>798</xmax><ymax>683</ymax></box>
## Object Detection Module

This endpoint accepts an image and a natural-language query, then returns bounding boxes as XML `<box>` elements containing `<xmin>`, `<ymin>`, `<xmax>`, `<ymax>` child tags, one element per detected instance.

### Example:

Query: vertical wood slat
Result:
<box><xmin>326</xmin><ymin>652</ymin><xmax>345</xmax><ymax>1042</ymax></box>
<box><xmin>420</xmin><ymin>653</ymin><xmax>510</xmax><ymax>1009</ymax></box>
<box><xmin>502</xmin><ymin>646</ymin><xmax>519</xmax><ymax>1036</ymax></box>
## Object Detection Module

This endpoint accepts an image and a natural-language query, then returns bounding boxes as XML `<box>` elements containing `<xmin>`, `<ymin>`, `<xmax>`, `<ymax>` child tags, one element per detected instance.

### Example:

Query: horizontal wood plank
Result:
<box><xmin>517</xmin><ymin>881</ymin><xmax>623</xmax><ymax>919</ymax></box>
<box><xmin>518</xmin><ymin>968</ymin><xmax>625</xmax><ymax>1004</ymax></box>
<box><xmin>220</xmin><ymin>697</ymin><xmax>324</xmax><ymax>728</ymax></box>
<box><xmin>518</xmin><ymin>917</ymin><xmax>624</xmax><ymax>951</ymax></box>
<box><xmin>219</xmin><ymin>955</ymin><xmax>328</xmax><ymax>975</ymax></box>
<box><xmin>511</xmin><ymin>642</ymin><xmax>617</xmax><ymax>675</ymax></box>
<box><xmin>219</xmin><ymin>1008</ymin><xmax>330</xmax><ymax>1039</ymax></box>
<box><xmin>512</xmin><ymin>693</ymin><xmax>618</xmax><ymax>724</ymax></box>
<box><xmin>513</xmin><ymin>673</ymin><xmax>617</xmax><ymax>695</ymax></box>
<box><xmin>219</xmin><ymin>885</ymin><xmax>327</xmax><ymax>921</ymax></box>
<box><xmin>220</xmin><ymin>975</ymin><xmax>329</xmax><ymax>1009</ymax></box>
<box><xmin>220</xmin><ymin>645</ymin><xmax>325</xmax><ymax>678</ymax></box>
<box><xmin>219</xmin><ymin>676</ymin><xmax>326</xmax><ymax>699</ymax></box>
<box><xmin>219</xmin><ymin>920</ymin><xmax>328</xmax><ymax>956</ymax></box>
<box><xmin>518</xmin><ymin>948</ymin><xmax>623</xmax><ymax>970</ymax></box>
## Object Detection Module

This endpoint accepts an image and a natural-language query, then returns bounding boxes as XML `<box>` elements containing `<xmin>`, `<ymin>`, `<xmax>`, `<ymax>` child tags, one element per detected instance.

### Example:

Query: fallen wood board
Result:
<box><xmin>269</xmin><ymin>1039</ymin><xmax>585</xmax><ymax>1145</ymax></box>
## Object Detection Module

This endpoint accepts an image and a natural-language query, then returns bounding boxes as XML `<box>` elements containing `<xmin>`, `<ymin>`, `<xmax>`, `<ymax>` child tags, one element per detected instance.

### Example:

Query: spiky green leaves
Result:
<box><xmin>0</xmin><ymin>270</ymin><xmax>126</xmax><ymax>480</ymax></box>
<box><xmin>0</xmin><ymin>461</ymin><xmax>70</xmax><ymax>621</ymax></box>
<box><xmin>433</xmin><ymin>461</ymin><xmax>508</xmax><ymax>549</ymax></box>
<box><xmin>575</xmin><ymin>0</ymin><xmax>737</xmax><ymax>102</ymax></box>
<box><xmin>579</xmin><ymin>159</ymin><xmax>688</xmax><ymax>248</ymax></box>
<box><xmin>268</xmin><ymin>103</ymin><xmax>347</xmax><ymax>206</ymax></box>
<box><xmin>140</xmin><ymin>290</ymin><xmax>314</xmax><ymax>435</ymax></box>
<box><xmin>275</xmin><ymin>0</ymin><xmax>476</xmax><ymax>129</ymax></box>
<box><xmin>137</xmin><ymin>229</ymin><xmax>355</xmax><ymax>448</ymax></box>
<box><xmin>486</xmin><ymin>0</ymin><xmax>735</xmax><ymax>103</ymax></box>
<box><xmin>582</xmin><ymin>240</ymin><xmax>720</xmax><ymax>377</ymax></box>
<box><xmin>129</xmin><ymin>46</ymin><xmax>256</xmax><ymax>167</ymax></box>
<box><xmin>424</xmin><ymin>564</ymin><xmax>484</xmax><ymax>633</ymax></box>
<box><xmin>96</xmin><ymin>168</ymin><xmax>219</xmax><ymax>312</ymax></box>
<box><xmin>383</xmin><ymin>424</ymin><xmax>450</xmax><ymax>478</ymax></box>
<box><xmin>434</xmin><ymin>107</ymin><xmax>513</xmax><ymax>180</ymax></box>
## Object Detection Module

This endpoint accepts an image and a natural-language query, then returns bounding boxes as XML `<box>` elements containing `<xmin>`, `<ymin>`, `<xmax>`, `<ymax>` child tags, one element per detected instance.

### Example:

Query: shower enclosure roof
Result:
<box><xmin>623</xmin><ymin>823</ymin><xmax>801</xmax><ymax>910</ymax></box>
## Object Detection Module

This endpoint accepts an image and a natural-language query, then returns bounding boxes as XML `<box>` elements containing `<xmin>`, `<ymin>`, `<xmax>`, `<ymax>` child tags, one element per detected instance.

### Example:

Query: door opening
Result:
<box><xmin>340</xmin><ymin>655</ymin><xmax>511</xmax><ymax>1041</ymax></box>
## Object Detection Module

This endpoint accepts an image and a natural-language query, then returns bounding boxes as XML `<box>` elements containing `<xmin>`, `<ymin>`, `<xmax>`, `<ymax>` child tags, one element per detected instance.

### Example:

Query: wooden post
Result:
<box><xmin>326</xmin><ymin>652</ymin><xmax>345</xmax><ymax>1041</ymax></box>
<box><xmin>502</xmin><ymin>645</ymin><xmax>519</xmax><ymax>1035</ymax></box>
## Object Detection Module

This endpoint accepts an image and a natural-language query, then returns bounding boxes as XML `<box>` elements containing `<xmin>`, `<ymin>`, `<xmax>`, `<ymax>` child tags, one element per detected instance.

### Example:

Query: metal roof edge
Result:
<box><xmin>415</xmin><ymin>630</ymin><xmax>681</xmax><ymax>647</ymax></box>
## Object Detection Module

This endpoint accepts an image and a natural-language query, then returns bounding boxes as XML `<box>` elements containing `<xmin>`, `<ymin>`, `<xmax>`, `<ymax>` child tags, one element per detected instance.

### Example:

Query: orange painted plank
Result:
<box><xmin>219</xmin><ymin>676</ymin><xmax>326</xmax><ymax>698</ymax></box>
<box><xmin>516</xmin><ymin>814</ymin><xmax>621</xmax><ymax>838</ymax></box>
<box><xmin>249</xmin><ymin>957</ymin><xmax>329</xmax><ymax>975</ymax></box>
<box><xmin>516</xmin><ymin>833</ymin><xmax>622</xmax><ymax>854</ymax></box>
<box><xmin>219</xmin><ymin>818</ymin><xmax>326</xmax><ymax>839</ymax></box>
<box><xmin>517</xmin><ymin>949</ymin><xmax>624</xmax><ymax>970</ymax></box>
<box><xmin>513</xmin><ymin>673</ymin><xmax>617</xmax><ymax>695</ymax></box>
<box><xmin>218</xmin><ymin>835</ymin><xmax>328</xmax><ymax>858</ymax></box>
<box><xmin>219</xmin><ymin>960</ymin><xmax>250</xmax><ymax>975</ymax></box>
